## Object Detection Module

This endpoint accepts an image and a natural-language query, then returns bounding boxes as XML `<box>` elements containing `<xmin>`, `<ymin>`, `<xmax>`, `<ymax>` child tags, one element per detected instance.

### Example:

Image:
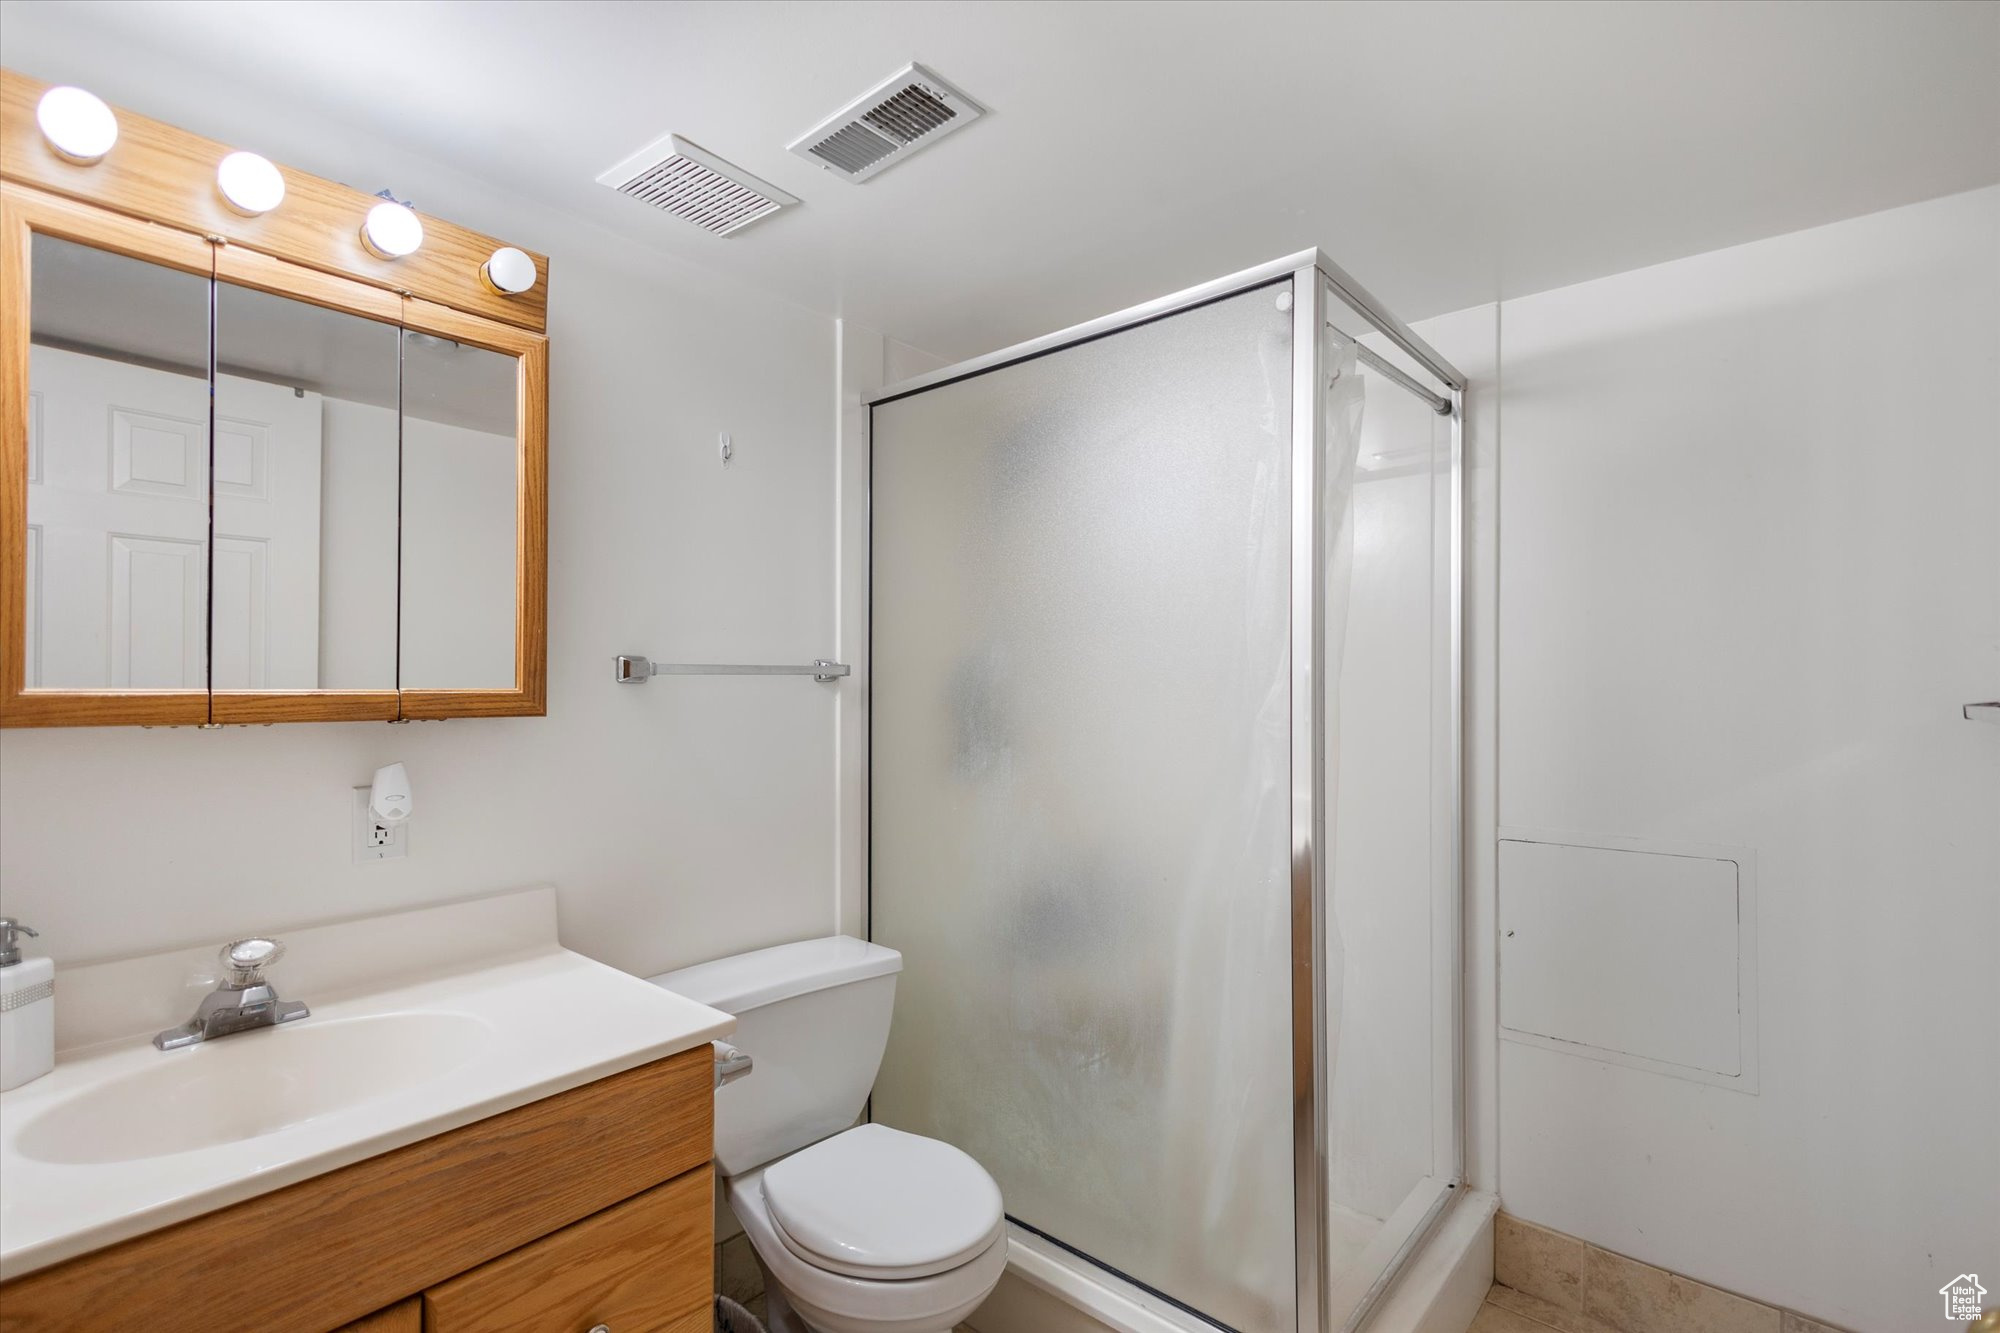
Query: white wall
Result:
<box><xmin>400</xmin><ymin>413</ymin><xmax>518</xmax><ymax>690</ymax></box>
<box><xmin>0</xmin><ymin>30</ymin><xmax>845</xmax><ymax>979</ymax></box>
<box><xmin>317</xmin><ymin>397</ymin><xmax>399</xmax><ymax>689</ymax></box>
<box><xmin>832</xmin><ymin>325</ymin><xmax>948</xmax><ymax>936</ymax></box>
<box><xmin>318</xmin><ymin>399</ymin><xmax>517</xmax><ymax>691</ymax></box>
<box><xmin>1489</xmin><ymin>186</ymin><xmax>2000</xmax><ymax>1332</ymax></box>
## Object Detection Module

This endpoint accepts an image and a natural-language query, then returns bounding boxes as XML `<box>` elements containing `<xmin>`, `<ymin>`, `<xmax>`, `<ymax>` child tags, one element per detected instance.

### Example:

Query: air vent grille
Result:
<box><xmin>789</xmin><ymin>63</ymin><xmax>984</xmax><ymax>183</ymax></box>
<box><xmin>863</xmin><ymin>85</ymin><xmax>957</xmax><ymax>144</ymax></box>
<box><xmin>808</xmin><ymin>124</ymin><xmax>898</xmax><ymax>176</ymax></box>
<box><xmin>596</xmin><ymin>134</ymin><xmax>798</xmax><ymax>237</ymax></box>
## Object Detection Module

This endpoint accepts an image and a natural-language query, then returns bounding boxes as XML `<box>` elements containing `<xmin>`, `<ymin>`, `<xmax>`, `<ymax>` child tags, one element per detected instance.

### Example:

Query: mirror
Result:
<box><xmin>4</xmin><ymin>179</ymin><xmax>545</xmax><ymax>727</ymax></box>
<box><xmin>213</xmin><ymin>279</ymin><xmax>401</xmax><ymax>694</ymax></box>
<box><xmin>398</xmin><ymin>331</ymin><xmax>520</xmax><ymax>692</ymax></box>
<box><xmin>26</xmin><ymin>234</ymin><xmax>211</xmax><ymax>694</ymax></box>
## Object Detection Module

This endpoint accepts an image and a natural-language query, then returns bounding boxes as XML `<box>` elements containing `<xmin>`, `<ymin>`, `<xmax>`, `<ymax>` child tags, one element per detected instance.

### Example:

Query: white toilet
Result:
<box><xmin>652</xmin><ymin>936</ymin><xmax>1007</xmax><ymax>1333</ymax></box>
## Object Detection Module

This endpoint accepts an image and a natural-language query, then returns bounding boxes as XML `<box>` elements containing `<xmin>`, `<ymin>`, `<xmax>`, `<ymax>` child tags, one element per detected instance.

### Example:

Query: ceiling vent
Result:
<box><xmin>596</xmin><ymin>134</ymin><xmax>798</xmax><ymax>237</ymax></box>
<box><xmin>788</xmin><ymin>63</ymin><xmax>985</xmax><ymax>183</ymax></box>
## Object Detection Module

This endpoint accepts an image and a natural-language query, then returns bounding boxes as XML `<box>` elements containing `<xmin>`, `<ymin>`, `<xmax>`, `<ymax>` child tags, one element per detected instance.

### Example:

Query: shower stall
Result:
<box><xmin>865</xmin><ymin>252</ymin><xmax>1464</xmax><ymax>1333</ymax></box>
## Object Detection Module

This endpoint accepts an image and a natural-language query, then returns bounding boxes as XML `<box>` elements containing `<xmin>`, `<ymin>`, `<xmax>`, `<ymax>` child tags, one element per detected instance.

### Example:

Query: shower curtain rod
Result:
<box><xmin>1352</xmin><ymin>343</ymin><xmax>1454</xmax><ymax>415</ymax></box>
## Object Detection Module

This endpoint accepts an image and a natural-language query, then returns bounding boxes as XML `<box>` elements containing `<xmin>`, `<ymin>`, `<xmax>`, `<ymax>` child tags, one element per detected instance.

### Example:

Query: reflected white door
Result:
<box><xmin>210</xmin><ymin>375</ymin><xmax>323</xmax><ymax>689</ymax></box>
<box><xmin>26</xmin><ymin>346</ymin><xmax>209</xmax><ymax>689</ymax></box>
<box><xmin>25</xmin><ymin>347</ymin><xmax>325</xmax><ymax>691</ymax></box>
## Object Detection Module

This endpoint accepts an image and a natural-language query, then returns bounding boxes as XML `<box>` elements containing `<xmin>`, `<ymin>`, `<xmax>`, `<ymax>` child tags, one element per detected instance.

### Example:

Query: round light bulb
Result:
<box><xmin>480</xmin><ymin>246</ymin><xmax>536</xmax><ymax>295</ymax></box>
<box><xmin>360</xmin><ymin>200</ymin><xmax>423</xmax><ymax>259</ymax></box>
<box><xmin>216</xmin><ymin>151</ymin><xmax>285</xmax><ymax>216</ymax></box>
<box><xmin>36</xmin><ymin>86</ymin><xmax>118</xmax><ymax>164</ymax></box>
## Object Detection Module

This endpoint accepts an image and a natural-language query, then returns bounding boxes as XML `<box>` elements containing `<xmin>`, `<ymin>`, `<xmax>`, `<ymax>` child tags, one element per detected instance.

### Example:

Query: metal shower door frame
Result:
<box><xmin>865</xmin><ymin>250</ymin><xmax>1467</xmax><ymax>1333</ymax></box>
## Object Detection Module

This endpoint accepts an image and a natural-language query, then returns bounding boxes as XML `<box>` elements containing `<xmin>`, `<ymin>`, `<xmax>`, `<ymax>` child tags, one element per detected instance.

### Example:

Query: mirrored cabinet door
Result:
<box><xmin>209</xmin><ymin>255</ymin><xmax>402</xmax><ymax>721</ymax></box>
<box><xmin>13</xmin><ymin>208</ymin><xmax>215</xmax><ymax>724</ymax></box>
<box><xmin>396</xmin><ymin>302</ymin><xmax>544</xmax><ymax>716</ymax></box>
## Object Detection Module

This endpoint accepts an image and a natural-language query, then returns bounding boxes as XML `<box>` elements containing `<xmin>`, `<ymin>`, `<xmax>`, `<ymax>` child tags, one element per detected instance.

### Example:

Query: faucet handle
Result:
<box><xmin>220</xmin><ymin>937</ymin><xmax>285</xmax><ymax>984</ymax></box>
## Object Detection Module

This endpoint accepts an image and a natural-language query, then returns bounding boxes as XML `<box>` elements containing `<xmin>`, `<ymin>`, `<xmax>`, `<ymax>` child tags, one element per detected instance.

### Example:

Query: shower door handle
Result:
<box><xmin>1966</xmin><ymin>702</ymin><xmax>2000</xmax><ymax>725</ymax></box>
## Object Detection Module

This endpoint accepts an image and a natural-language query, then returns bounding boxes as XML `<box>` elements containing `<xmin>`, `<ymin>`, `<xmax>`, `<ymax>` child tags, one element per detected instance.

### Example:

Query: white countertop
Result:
<box><xmin>0</xmin><ymin>890</ymin><xmax>731</xmax><ymax>1279</ymax></box>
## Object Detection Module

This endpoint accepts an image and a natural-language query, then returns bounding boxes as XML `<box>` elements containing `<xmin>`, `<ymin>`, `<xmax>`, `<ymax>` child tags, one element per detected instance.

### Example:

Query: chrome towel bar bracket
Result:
<box><xmin>614</xmin><ymin>654</ymin><xmax>850</xmax><ymax>684</ymax></box>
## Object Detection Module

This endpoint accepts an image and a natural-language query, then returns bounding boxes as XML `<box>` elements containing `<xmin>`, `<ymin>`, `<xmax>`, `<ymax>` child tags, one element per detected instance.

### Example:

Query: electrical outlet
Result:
<box><xmin>352</xmin><ymin>786</ymin><xmax>408</xmax><ymax>863</ymax></box>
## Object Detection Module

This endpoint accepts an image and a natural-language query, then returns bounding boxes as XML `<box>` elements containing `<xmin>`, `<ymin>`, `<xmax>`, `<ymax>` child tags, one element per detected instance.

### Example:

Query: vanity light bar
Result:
<box><xmin>11</xmin><ymin>69</ymin><xmax>544</xmax><ymax>322</ymax></box>
<box><xmin>34</xmin><ymin>81</ymin><xmax>495</xmax><ymax>282</ymax></box>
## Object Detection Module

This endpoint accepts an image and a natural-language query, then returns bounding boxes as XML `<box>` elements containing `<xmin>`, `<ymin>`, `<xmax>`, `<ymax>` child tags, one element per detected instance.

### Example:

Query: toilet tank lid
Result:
<box><xmin>649</xmin><ymin>935</ymin><xmax>901</xmax><ymax>1015</ymax></box>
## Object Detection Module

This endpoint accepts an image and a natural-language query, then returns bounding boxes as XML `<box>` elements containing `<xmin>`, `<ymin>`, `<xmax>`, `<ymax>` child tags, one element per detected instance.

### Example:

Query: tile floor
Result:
<box><xmin>1487</xmin><ymin>1213</ymin><xmax>1854</xmax><ymax>1333</ymax></box>
<box><xmin>1472</xmin><ymin>1283</ymin><xmax>1854</xmax><ymax>1333</ymax></box>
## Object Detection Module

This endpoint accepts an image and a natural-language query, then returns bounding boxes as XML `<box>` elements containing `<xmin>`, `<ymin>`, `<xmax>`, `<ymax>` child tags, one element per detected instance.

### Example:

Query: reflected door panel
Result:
<box><xmin>25</xmin><ymin>233</ymin><xmax>212</xmax><ymax>693</ymax></box>
<box><xmin>26</xmin><ymin>343</ymin><xmax>208</xmax><ymax>689</ymax></box>
<box><xmin>209</xmin><ymin>378</ymin><xmax>320</xmax><ymax>689</ymax></box>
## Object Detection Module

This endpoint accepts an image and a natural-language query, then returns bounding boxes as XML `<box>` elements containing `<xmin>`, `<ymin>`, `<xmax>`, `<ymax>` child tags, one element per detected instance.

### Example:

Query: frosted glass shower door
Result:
<box><xmin>869</xmin><ymin>284</ymin><xmax>1297</xmax><ymax>1333</ymax></box>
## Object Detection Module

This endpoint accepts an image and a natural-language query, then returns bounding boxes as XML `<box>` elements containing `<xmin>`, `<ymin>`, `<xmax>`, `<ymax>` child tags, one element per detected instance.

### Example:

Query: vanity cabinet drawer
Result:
<box><xmin>422</xmin><ymin>1169</ymin><xmax>712</xmax><ymax>1333</ymax></box>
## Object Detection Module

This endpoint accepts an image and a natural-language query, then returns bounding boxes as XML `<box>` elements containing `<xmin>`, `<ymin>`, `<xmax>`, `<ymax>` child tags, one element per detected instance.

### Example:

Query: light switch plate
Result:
<box><xmin>352</xmin><ymin>786</ymin><xmax>408</xmax><ymax>863</ymax></box>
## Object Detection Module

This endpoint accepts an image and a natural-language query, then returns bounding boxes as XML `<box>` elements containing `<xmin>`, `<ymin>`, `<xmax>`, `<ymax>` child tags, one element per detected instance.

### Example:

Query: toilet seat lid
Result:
<box><xmin>761</xmin><ymin>1124</ymin><xmax>1005</xmax><ymax>1280</ymax></box>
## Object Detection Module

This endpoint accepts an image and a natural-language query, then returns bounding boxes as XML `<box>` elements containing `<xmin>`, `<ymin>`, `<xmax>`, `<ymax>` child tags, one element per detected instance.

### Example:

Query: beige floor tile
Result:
<box><xmin>1580</xmin><ymin>1245</ymin><xmax>1779</xmax><ymax>1333</ymax></box>
<box><xmin>1489</xmin><ymin>1282</ymin><xmax>1621</xmax><ymax>1333</ymax></box>
<box><xmin>1780</xmin><ymin>1312</ymin><xmax>1855</xmax><ymax>1333</ymax></box>
<box><xmin>718</xmin><ymin>1231</ymin><xmax>765</xmax><ymax>1308</ymax></box>
<box><xmin>1495</xmin><ymin>1213</ymin><xmax>1590</xmax><ymax>1311</ymax></box>
<box><xmin>1472</xmin><ymin>1302</ymin><xmax>1568</xmax><ymax>1333</ymax></box>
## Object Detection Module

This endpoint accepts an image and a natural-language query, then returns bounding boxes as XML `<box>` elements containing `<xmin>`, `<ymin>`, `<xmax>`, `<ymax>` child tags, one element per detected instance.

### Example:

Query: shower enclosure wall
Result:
<box><xmin>865</xmin><ymin>252</ymin><xmax>1464</xmax><ymax>1333</ymax></box>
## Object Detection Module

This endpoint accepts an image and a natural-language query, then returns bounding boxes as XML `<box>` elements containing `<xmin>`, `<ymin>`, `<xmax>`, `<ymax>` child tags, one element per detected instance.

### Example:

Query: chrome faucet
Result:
<box><xmin>153</xmin><ymin>938</ymin><xmax>310</xmax><ymax>1051</ymax></box>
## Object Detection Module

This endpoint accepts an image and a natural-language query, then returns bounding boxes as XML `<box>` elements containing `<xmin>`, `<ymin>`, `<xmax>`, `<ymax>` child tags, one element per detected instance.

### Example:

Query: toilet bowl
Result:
<box><xmin>729</xmin><ymin>1129</ymin><xmax>1008</xmax><ymax>1333</ymax></box>
<box><xmin>652</xmin><ymin>937</ymin><xmax>1007</xmax><ymax>1333</ymax></box>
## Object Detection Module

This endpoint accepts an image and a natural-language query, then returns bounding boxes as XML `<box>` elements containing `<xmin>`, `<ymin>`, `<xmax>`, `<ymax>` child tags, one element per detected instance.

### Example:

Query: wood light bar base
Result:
<box><xmin>0</xmin><ymin>70</ymin><xmax>548</xmax><ymax>334</ymax></box>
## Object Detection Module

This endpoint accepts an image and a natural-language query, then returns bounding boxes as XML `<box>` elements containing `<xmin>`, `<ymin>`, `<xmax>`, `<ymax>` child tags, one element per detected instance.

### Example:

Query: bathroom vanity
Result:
<box><xmin>1</xmin><ymin>1050</ymin><xmax>714</xmax><ymax>1332</ymax></box>
<box><xmin>0</xmin><ymin>890</ymin><xmax>731</xmax><ymax>1333</ymax></box>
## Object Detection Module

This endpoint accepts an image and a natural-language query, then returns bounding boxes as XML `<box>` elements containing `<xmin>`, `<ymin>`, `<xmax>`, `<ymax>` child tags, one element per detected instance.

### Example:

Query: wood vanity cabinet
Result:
<box><xmin>0</xmin><ymin>1045</ymin><xmax>715</xmax><ymax>1333</ymax></box>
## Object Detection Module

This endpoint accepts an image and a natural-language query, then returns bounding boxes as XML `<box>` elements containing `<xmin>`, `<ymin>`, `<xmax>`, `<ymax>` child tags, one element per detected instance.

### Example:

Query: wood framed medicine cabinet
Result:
<box><xmin>0</xmin><ymin>69</ymin><xmax>548</xmax><ymax>727</ymax></box>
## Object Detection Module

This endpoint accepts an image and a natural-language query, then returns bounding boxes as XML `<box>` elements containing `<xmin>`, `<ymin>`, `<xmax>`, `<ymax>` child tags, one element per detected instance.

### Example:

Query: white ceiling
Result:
<box><xmin>4</xmin><ymin>0</ymin><xmax>1996</xmax><ymax>360</ymax></box>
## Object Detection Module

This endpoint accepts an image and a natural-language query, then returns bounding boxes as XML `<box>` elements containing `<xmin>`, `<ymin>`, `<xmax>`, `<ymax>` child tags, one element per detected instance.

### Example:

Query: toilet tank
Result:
<box><xmin>651</xmin><ymin>935</ymin><xmax>901</xmax><ymax>1176</ymax></box>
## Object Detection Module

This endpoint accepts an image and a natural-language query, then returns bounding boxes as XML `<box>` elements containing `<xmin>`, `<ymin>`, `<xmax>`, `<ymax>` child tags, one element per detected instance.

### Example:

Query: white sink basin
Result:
<box><xmin>15</xmin><ymin>1012</ymin><xmax>492</xmax><ymax>1165</ymax></box>
<box><xmin>0</xmin><ymin>888</ymin><xmax>735</xmax><ymax>1282</ymax></box>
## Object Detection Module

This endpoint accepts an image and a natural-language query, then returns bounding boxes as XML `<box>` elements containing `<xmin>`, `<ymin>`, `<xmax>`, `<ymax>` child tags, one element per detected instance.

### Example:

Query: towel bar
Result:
<box><xmin>613</xmin><ymin>654</ymin><xmax>850</xmax><ymax>683</ymax></box>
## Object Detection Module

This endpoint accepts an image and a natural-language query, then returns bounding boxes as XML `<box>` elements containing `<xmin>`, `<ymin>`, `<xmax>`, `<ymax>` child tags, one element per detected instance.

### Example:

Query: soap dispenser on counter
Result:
<box><xmin>0</xmin><ymin>918</ymin><xmax>54</xmax><ymax>1091</ymax></box>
